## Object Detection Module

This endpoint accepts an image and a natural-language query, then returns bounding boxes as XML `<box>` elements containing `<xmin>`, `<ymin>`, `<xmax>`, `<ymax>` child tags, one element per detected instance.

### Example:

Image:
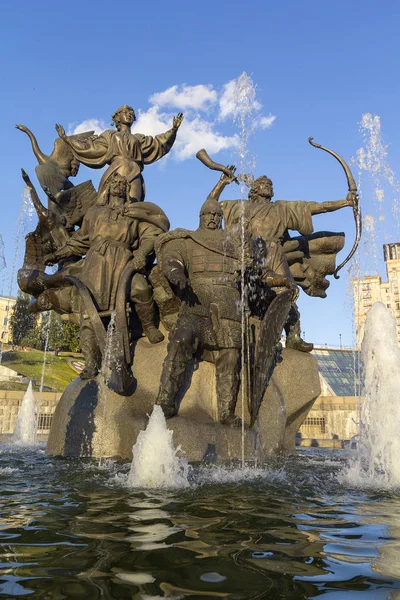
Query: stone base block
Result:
<box><xmin>47</xmin><ymin>336</ymin><xmax>320</xmax><ymax>461</ymax></box>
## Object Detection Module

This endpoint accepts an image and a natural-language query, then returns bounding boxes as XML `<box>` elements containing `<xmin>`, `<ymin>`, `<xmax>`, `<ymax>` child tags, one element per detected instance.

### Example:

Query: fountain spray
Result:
<box><xmin>232</xmin><ymin>72</ymin><xmax>257</xmax><ymax>468</ymax></box>
<box><xmin>0</xmin><ymin>186</ymin><xmax>33</xmax><ymax>363</ymax></box>
<box><xmin>97</xmin><ymin>312</ymin><xmax>116</xmax><ymax>466</ymax></box>
<box><xmin>12</xmin><ymin>380</ymin><xmax>37</xmax><ymax>445</ymax></box>
<box><xmin>341</xmin><ymin>302</ymin><xmax>400</xmax><ymax>488</ymax></box>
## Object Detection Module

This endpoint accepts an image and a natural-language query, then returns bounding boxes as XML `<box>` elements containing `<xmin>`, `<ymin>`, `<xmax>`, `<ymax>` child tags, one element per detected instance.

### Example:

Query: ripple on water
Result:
<box><xmin>0</xmin><ymin>448</ymin><xmax>398</xmax><ymax>598</ymax></box>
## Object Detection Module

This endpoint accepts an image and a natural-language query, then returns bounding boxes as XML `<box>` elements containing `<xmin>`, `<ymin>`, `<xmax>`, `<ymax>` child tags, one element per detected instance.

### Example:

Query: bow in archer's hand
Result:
<box><xmin>308</xmin><ymin>137</ymin><xmax>361</xmax><ymax>279</ymax></box>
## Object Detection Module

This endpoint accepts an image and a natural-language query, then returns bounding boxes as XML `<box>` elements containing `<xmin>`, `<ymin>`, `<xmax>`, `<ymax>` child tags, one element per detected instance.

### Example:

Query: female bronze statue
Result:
<box><xmin>55</xmin><ymin>105</ymin><xmax>184</xmax><ymax>202</ymax></box>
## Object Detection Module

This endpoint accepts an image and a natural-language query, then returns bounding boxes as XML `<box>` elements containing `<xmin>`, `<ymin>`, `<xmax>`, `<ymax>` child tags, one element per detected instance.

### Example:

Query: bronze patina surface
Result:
<box><xmin>17</xmin><ymin>119</ymin><xmax>359</xmax><ymax>456</ymax></box>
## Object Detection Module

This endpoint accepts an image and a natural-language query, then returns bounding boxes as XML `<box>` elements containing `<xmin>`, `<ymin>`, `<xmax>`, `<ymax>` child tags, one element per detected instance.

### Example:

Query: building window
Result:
<box><xmin>3</xmin><ymin>318</ymin><xmax>7</xmax><ymax>326</ymax></box>
<box><xmin>301</xmin><ymin>417</ymin><xmax>326</xmax><ymax>434</ymax></box>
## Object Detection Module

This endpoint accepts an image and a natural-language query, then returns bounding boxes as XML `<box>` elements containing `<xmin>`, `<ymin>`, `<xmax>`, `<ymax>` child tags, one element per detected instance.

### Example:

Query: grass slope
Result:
<box><xmin>1</xmin><ymin>350</ymin><xmax>78</xmax><ymax>391</ymax></box>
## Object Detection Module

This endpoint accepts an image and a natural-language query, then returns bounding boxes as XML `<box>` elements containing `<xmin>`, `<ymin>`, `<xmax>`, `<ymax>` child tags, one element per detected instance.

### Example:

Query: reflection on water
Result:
<box><xmin>0</xmin><ymin>447</ymin><xmax>400</xmax><ymax>598</ymax></box>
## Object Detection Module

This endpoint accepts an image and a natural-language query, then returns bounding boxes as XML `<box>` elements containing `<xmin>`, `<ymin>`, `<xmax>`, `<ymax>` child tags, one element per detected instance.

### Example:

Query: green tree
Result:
<box><xmin>9</xmin><ymin>292</ymin><xmax>37</xmax><ymax>346</ymax></box>
<box><xmin>45</xmin><ymin>312</ymin><xmax>64</xmax><ymax>354</ymax></box>
<box><xmin>39</xmin><ymin>312</ymin><xmax>81</xmax><ymax>353</ymax></box>
<box><xmin>20</xmin><ymin>327</ymin><xmax>41</xmax><ymax>350</ymax></box>
<box><xmin>61</xmin><ymin>320</ymin><xmax>81</xmax><ymax>352</ymax></box>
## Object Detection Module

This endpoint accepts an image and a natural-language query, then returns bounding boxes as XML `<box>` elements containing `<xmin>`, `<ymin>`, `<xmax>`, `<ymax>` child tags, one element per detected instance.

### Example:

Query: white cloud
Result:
<box><xmin>132</xmin><ymin>106</ymin><xmax>238</xmax><ymax>160</ymax></box>
<box><xmin>131</xmin><ymin>106</ymin><xmax>171</xmax><ymax>137</ymax></box>
<box><xmin>173</xmin><ymin>116</ymin><xmax>239</xmax><ymax>160</ymax></box>
<box><xmin>149</xmin><ymin>84</ymin><xmax>217</xmax><ymax>111</ymax></box>
<box><xmin>66</xmin><ymin>75</ymin><xmax>275</xmax><ymax>162</ymax></box>
<box><xmin>68</xmin><ymin>119</ymin><xmax>107</xmax><ymax>136</ymax></box>
<box><xmin>218</xmin><ymin>80</ymin><xmax>236</xmax><ymax>120</ymax></box>
<box><xmin>258</xmin><ymin>114</ymin><xmax>276</xmax><ymax>129</ymax></box>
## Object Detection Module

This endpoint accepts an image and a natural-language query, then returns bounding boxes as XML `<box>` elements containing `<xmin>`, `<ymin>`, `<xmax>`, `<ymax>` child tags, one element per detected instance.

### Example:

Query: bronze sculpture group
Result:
<box><xmin>16</xmin><ymin>104</ymin><xmax>360</xmax><ymax>426</ymax></box>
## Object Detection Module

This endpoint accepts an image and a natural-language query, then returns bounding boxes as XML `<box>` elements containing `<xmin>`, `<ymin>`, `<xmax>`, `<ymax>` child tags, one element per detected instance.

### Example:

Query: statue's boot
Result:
<box><xmin>135</xmin><ymin>299</ymin><xmax>165</xmax><ymax>344</ymax></box>
<box><xmin>156</xmin><ymin>360</ymin><xmax>187</xmax><ymax>418</ymax></box>
<box><xmin>80</xmin><ymin>343</ymin><xmax>100</xmax><ymax>380</ymax></box>
<box><xmin>284</xmin><ymin>303</ymin><xmax>313</xmax><ymax>353</ymax></box>
<box><xmin>217</xmin><ymin>371</ymin><xmax>242</xmax><ymax>427</ymax></box>
<box><xmin>286</xmin><ymin>332</ymin><xmax>314</xmax><ymax>353</ymax></box>
<box><xmin>80</xmin><ymin>321</ymin><xmax>101</xmax><ymax>379</ymax></box>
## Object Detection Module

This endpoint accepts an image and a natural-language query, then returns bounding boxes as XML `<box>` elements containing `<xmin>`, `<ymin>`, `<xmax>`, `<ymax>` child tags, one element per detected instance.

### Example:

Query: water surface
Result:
<box><xmin>1</xmin><ymin>446</ymin><xmax>400</xmax><ymax>599</ymax></box>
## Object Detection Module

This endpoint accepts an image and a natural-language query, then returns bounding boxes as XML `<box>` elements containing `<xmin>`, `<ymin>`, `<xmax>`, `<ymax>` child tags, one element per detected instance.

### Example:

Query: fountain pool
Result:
<box><xmin>0</xmin><ymin>446</ymin><xmax>400</xmax><ymax>598</ymax></box>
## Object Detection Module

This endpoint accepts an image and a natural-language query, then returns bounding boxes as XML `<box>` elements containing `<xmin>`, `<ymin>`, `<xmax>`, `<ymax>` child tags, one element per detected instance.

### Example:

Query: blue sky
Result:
<box><xmin>1</xmin><ymin>0</ymin><xmax>400</xmax><ymax>346</ymax></box>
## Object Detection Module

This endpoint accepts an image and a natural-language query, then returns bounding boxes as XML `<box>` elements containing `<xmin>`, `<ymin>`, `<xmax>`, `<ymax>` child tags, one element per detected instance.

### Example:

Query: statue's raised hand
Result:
<box><xmin>220</xmin><ymin>165</ymin><xmax>237</xmax><ymax>185</ymax></box>
<box><xmin>55</xmin><ymin>123</ymin><xmax>66</xmax><ymax>139</ymax></box>
<box><xmin>172</xmin><ymin>113</ymin><xmax>184</xmax><ymax>130</ymax></box>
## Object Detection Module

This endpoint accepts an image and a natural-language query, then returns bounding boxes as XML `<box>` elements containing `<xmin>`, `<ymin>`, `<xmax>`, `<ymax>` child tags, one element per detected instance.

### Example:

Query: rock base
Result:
<box><xmin>46</xmin><ymin>336</ymin><xmax>321</xmax><ymax>462</ymax></box>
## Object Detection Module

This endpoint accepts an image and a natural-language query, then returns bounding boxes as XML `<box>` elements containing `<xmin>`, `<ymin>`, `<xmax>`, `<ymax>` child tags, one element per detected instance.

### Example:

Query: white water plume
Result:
<box><xmin>340</xmin><ymin>302</ymin><xmax>400</xmax><ymax>488</ymax></box>
<box><xmin>127</xmin><ymin>405</ymin><xmax>189</xmax><ymax>489</ymax></box>
<box><xmin>353</xmin><ymin>113</ymin><xmax>400</xmax><ymax>245</ymax></box>
<box><xmin>0</xmin><ymin>187</ymin><xmax>34</xmax><ymax>364</ymax></box>
<box><xmin>34</xmin><ymin>312</ymin><xmax>51</xmax><ymax>443</ymax></box>
<box><xmin>12</xmin><ymin>381</ymin><xmax>37</xmax><ymax>445</ymax></box>
<box><xmin>232</xmin><ymin>72</ymin><xmax>259</xmax><ymax>468</ymax></box>
<box><xmin>98</xmin><ymin>312</ymin><xmax>117</xmax><ymax>466</ymax></box>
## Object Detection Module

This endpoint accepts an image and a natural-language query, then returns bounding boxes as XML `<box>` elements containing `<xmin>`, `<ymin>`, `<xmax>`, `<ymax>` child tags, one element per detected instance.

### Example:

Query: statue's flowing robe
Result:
<box><xmin>55</xmin><ymin>202</ymin><xmax>169</xmax><ymax>311</ymax></box>
<box><xmin>67</xmin><ymin>128</ymin><xmax>177</xmax><ymax>199</ymax></box>
<box><xmin>221</xmin><ymin>199</ymin><xmax>344</xmax><ymax>298</ymax></box>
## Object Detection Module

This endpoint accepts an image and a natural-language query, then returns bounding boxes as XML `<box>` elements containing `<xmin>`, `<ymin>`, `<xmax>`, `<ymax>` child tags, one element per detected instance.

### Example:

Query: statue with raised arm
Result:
<box><xmin>55</xmin><ymin>106</ymin><xmax>184</xmax><ymax>202</ymax></box>
<box><xmin>154</xmin><ymin>163</ymin><xmax>297</xmax><ymax>425</ymax></box>
<box><xmin>219</xmin><ymin>162</ymin><xmax>355</xmax><ymax>351</ymax></box>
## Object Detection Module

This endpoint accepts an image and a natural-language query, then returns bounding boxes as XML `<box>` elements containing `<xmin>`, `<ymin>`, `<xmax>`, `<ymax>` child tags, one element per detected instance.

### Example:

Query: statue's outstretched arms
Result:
<box><xmin>172</xmin><ymin>113</ymin><xmax>184</xmax><ymax>131</ymax></box>
<box><xmin>55</xmin><ymin>124</ymin><xmax>107</xmax><ymax>165</ymax></box>
<box><xmin>208</xmin><ymin>166</ymin><xmax>237</xmax><ymax>201</ymax></box>
<box><xmin>307</xmin><ymin>191</ymin><xmax>356</xmax><ymax>215</ymax></box>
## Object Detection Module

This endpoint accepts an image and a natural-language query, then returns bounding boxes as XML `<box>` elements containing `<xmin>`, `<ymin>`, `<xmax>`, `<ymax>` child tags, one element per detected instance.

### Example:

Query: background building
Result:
<box><xmin>298</xmin><ymin>346</ymin><xmax>362</xmax><ymax>446</ymax></box>
<box><xmin>353</xmin><ymin>242</ymin><xmax>400</xmax><ymax>347</ymax></box>
<box><xmin>0</xmin><ymin>295</ymin><xmax>16</xmax><ymax>344</ymax></box>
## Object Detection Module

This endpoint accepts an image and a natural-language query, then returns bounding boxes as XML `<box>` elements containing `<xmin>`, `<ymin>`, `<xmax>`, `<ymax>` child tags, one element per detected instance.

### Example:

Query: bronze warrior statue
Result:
<box><xmin>219</xmin><ymin>174</ymin><xmax>355</xmax><ymax>352</ymax></box>
<box><xmin>154</xmin><ymin>167</ymin><xmax>297</xmax><ymax>425</ymax></box>
<box><xmin>45</xmin><ymin>173</ymin><xmax>169</xmax><ymax>390</ymax></box>
<box><xmin>55</xmin><ymin>106</ymin><xmax>184</xmax><ymax>202</ymax></box>
<box><xmin>155</xmin><ymin>194</ymin><xmax>243</xmax><ymax>425</ymax></box>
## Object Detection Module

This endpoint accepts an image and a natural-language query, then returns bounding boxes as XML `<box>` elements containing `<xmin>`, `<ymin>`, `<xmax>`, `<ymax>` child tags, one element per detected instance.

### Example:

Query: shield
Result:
<box><xmin>250</xmin><ymin>289</ymin><xmax>293</xmax><ymax>426</ymax></box>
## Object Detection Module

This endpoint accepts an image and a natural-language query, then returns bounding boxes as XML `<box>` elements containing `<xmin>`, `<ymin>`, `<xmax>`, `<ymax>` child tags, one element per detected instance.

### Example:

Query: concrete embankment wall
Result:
<box><xmin>297</xmin><ymin>395</ymin><xmax>361</xmax><ymax>448</ymax></box>
<box><xmin>0</xmin><ymin>390</ymin><xmax>62</xmax><ymax>435</ymax></box>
